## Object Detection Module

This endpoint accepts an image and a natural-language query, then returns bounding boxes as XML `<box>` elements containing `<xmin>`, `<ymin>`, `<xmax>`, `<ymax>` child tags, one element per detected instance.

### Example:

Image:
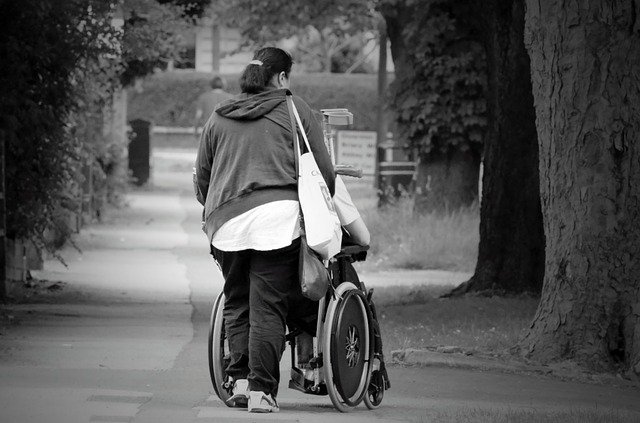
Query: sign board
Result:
<box><xmin>336</xmin><ymin>131</ymin><xmax>377</xmax><ymax>176</ymax></box>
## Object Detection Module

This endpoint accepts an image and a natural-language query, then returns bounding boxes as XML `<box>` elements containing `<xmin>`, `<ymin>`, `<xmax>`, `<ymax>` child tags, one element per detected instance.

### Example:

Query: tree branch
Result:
<box><xmin>344</xmin><ymin>41</ymin><xmax>377</xmax><ymax>74</ymax></box>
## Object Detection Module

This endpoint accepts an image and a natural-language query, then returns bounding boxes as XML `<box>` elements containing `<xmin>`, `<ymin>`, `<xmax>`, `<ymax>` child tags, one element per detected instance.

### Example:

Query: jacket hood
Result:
<box><xmin>215</xmin><ymin>88</ymin><xmax>289</xmax><ymax>120</ymax></box>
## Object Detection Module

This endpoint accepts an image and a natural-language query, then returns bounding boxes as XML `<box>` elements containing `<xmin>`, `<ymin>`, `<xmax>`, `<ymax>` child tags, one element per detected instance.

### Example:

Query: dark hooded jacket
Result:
<box><xmin>195</xmin><ymin>88</ymin><xmax>335</xmax><ymax>245</ymax></box>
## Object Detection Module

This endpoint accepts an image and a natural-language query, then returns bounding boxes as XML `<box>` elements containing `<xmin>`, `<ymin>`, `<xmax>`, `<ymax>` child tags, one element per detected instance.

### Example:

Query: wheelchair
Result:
<box><xmin>207</xmin><ymin>240</ymin><xmax>390</xmax><ymax>412</ymax></box>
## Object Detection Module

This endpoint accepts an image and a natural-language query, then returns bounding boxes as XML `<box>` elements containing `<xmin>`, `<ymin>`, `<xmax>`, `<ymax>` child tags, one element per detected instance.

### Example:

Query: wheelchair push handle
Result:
<box><xmin>334</xmin><ymin>164</ymin><xmax>363</xmax><ymax>179</ymax></box>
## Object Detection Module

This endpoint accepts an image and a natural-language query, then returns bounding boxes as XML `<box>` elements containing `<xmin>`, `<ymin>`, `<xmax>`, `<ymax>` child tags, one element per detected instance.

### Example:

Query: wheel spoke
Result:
<box><xmin>344</xmin><ymin>325</ymin><xmax>361</xmax><ymax>367</ymax></box>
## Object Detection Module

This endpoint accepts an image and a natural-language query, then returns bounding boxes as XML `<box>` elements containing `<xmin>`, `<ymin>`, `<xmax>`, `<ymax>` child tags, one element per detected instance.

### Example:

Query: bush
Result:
<box><xmin>127</xmin><ymin>71</ymin><xmax>384</xmax><ymax>130</ymax></box>
<box><xmin>0</xmin><ymin>1</ymin><xmax>120</xmax><ymax>246</ymax></box>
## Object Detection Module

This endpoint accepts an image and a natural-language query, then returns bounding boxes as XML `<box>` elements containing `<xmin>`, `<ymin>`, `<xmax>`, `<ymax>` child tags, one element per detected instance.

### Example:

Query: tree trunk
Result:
<box><xmin>413</xmin><ymin>149</ymin><xmax>480</xmax><ymax>213</ymax></box>
<box><xmin>447</xmin><ymin>0</ymin><xmax>544</xmax><ymax>296</ymax></box>
<box><xmin>319</xmin><ymin>30</ymin><xmax>333</xmax><ymax>73</ymax></box>
<box><xmin>382</xmin><ymin>4</ymin><xmax>414</xmax><ymax>94</ymax></box>
<box><xmin>521</xmin><ymin>0</ymin><xmax>640</xmax><ymax>375</ymax></box>
<box><xmin>0</xmin><ymin>136</ymin><xmax>5</xmax><ymax>299</ymax></box>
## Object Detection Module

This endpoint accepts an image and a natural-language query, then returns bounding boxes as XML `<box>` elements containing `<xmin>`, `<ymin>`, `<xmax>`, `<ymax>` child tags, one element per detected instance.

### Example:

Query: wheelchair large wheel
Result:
<box><xmin>208</xmin><ymin>291</ymin><xmax>232</xmax><ymax>405</ymax></box>
<box><xmin>323</xmin><ymin>282</ymin><xmax>374</xmax><ymax>412</ymax></box>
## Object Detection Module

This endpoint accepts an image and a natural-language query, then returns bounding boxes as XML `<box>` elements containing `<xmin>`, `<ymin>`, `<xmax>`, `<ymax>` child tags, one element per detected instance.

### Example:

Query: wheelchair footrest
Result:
<box><xmin>308</xmin><ymin>354</ymin><xmax>323</xmax><ymax>369</ymax></box>
<box><xmin>289</xmin><ymin>367</ymin><xmax>327</xmax><ymax>396</ymax></box>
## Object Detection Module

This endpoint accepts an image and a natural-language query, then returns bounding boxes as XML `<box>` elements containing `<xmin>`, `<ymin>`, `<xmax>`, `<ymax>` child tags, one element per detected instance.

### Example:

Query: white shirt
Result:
<box><xmin>211</xmin><ymin>200</ymin><xmax>301</xmax><ymax>251</ymax></box>
<box><xmin>211</xmin><ymin>177</ymin><xmax>360</xmax><ymax>252</ymax></box>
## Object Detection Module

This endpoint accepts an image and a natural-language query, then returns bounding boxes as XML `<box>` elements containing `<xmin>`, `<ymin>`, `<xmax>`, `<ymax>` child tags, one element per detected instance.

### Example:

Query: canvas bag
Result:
<box><xmin>285</xmin><ymin>95</ymin><xmax>342</xmax><ymax>260</ymax></box>
<box><xmin>285</xmin><ymin>94</ymin><xmax>333</xmax><ymax>300</ymax></box>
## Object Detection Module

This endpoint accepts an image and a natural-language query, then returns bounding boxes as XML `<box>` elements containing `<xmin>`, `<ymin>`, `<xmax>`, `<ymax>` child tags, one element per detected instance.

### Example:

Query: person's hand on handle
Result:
<box><xmin>334</xmin><ymin>164</ymin><xmax>363</xmax><ymax>178</ymax></box>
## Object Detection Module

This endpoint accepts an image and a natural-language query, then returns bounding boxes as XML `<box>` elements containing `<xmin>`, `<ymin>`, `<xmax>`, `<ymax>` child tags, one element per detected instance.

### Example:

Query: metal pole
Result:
<box><xmin>211</xmin><ymin>23</ymin><xmax>221</xmax><ymax>73</ymax></box>
<box><xmin>375</xmin><ymin>17</ymin><xmax>388</xmax><ymax>190</ymax></box>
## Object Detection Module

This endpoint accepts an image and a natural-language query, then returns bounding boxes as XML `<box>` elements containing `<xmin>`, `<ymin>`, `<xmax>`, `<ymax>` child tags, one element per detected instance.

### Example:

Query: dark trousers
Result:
<box><xmin>212</xmin><ymin>237</ymin><xmax>315</xmax><ymax>396</ymax></box>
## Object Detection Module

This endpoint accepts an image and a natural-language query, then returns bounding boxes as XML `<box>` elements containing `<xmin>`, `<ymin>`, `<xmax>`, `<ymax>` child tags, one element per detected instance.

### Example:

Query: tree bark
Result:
<box><xmin>413</xmin><ymin>150</ymin><xmax>480</xmax><ymax>213</ymax></box>
<box><xmin>447</xmin><ymin>0</ymin><xmax>544</xmax><ymax>296</ymax></box>
<box><xmin>521</xmin><ymin>0</ymin><xmax>640</xmax><ymax>375</ymax></box>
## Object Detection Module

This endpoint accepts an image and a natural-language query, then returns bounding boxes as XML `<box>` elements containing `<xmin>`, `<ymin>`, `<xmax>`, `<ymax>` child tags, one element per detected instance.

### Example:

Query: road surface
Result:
<box><xmin>0</xmin><ymin>148</ymin><xmax>638</xmax><ymax>423</ymax></box>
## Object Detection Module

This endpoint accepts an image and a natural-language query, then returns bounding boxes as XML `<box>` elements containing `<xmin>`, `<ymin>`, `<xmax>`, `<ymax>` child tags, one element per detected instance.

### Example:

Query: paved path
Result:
<box><xmin>0</xmin><ymin>148</ymin><xmax>638</xmax><ymax>423</ymax></box>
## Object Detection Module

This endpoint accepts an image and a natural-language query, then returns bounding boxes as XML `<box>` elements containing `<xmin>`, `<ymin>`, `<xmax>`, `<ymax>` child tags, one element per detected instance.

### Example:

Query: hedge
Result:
<box><xmin>127</xmin><ymin>71</ymin><xmax>388</xmax><ymax>131</ymax></box>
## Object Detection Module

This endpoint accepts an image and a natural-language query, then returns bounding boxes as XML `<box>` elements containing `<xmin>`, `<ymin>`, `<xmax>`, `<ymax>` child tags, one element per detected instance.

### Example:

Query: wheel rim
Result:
<box><xmin>209</xmin><ymin>292</ymin><xmax>232</xmax><ymax>405</ymax></box>
<box><xmin>324</xmin><ymin>283</ymin><xmax>372</xmax><ymax>411</ymax></box>
<box><xmin>345</xmin><ymin>325</ymin><xmax>360</xmax><ymax>368</ymax></box>
<box><xmin>364</xmin><ymin>370</ymin><xmax>384</xmax><ymax>408</ymax></box>
<box><xmin>333</xmin><ymin>294</ymin><xmax>367</xmax><ymax>399</ymax></box>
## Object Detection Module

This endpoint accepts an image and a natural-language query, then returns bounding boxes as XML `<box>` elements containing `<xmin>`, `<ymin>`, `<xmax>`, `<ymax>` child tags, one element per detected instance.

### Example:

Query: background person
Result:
<box><xmin>193</xmin><ymin>75</ymin><xmax>233</xmax><ymax>139</ymax></box>
<box><xmin>195</xmin><ymin>47</ymin><xmax>335</xmax><ymax>414</ymax></box>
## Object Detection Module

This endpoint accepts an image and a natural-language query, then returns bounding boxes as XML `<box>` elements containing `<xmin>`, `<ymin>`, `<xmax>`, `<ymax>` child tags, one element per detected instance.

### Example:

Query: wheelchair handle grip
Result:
<box><xmin>335</xmin><ymin>165</ymin><xmax>363</xmax><ymax>178</ymax></box>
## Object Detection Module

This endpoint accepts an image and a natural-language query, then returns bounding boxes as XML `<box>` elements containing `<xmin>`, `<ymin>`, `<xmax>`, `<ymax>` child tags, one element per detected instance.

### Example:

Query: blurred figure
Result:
<box><xmin>193</xmin><ymin>75</ymin><xmax>233</xmax><ymax>139</ymax></box>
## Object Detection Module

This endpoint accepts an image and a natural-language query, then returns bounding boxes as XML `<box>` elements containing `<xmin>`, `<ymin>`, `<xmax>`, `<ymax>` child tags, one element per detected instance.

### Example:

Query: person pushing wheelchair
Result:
<box><xmin>195</xmin><ymin>47</ymin><xmax>370</xmax><ymax>414</ymax></box>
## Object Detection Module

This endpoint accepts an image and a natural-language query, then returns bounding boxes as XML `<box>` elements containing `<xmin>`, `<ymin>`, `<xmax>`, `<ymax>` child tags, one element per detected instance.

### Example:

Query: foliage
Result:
<box><xmin>0</xmin><ymin>0</ymin><xmax>197</xmax><ymax>253</ymax></box>
<box><xmin>379</xmin><ymin>0</ymin><xmax>487</xmax><ymax>156</ymax></box>
<box><xmin>156</xmin><ymin>0</ymin><xmax>210</xmax><ymax>20</ymax></box>
<box><xmin>120</xmin><ymin>0</ymin><xmax>196</xmax><ymax>85</ymax></box>
<box><xmin>127</xmin><ymin>71</ymin><xmax>384</xmax><ymax>130</ymax></box>
<box><xmin>0</xmin><ymin>0</ymin><xmax>121</xmax><ymax>245</ymax></box>
<box><xmin>330</xmin><ymin>35</ymin><xmax>377</xmax><ymax>73</ymax></box>
<box><xmin>211</xmin><ymin>0</ymin><xmax>378</xmax><ymax>72</ymax></box>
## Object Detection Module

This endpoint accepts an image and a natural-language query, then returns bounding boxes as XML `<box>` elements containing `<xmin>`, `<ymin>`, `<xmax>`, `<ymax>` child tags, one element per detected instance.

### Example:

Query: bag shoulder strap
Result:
<box><xmin>285</xmin><ymin>94</ymin><xmax>301</xmax><ymax>180</ymax></box>
<box><xmin>290</xmin><ymin>100</ymin><xmax>313</xmax><ymax>152</ymax></box>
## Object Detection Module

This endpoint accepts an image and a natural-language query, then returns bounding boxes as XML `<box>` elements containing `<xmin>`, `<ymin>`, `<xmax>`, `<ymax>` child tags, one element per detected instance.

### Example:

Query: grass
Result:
<box><xmin>347</xmin><ymin>187</ymin><xmax>479</xmax><ymax>272</ymax></box>
<box><xmin>371</xmin><ymin>285</ymin><xmax>539</xmax><ymax>358</ymax></box>
<box><xmin>413</xmin><ymin>408</ymin><xmax>640</xmax><ymax>423</ymax></box>
<box><xmin>339</xmin><ymin>181</ymin><xmax>522</xmax><ymax>357</ymax></box>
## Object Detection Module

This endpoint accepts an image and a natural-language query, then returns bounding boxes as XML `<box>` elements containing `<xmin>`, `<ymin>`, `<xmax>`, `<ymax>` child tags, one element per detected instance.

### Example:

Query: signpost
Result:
<box><xmin>335</xmin><ymin>130</ymin><xmax>377</xmax><ymax>177</ymax></box>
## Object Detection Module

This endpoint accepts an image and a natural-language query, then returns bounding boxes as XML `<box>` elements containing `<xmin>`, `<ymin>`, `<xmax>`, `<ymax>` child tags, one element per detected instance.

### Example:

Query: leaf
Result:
<box><xmin>381</xmin><ymin>0</ymin><xmax>487</xmax><ymax>155</ymax></box>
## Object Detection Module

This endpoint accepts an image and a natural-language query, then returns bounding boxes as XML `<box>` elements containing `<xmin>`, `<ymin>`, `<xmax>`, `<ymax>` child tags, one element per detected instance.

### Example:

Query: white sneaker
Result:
<box><xmin>225</xmin><ymin>378</ymin><xmax>249</xmax><ymax>407</ymax></box>
<box><xmin>247</xmin><ymin>391</ymin><xmax>279</xmax><ymax>413</ymax></box>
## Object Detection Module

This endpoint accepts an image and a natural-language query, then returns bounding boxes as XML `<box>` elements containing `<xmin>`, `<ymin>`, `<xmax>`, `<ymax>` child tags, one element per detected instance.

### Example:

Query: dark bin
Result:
<box><xmin>128</xmin><ymin>119</ymin><xmax>151</xmax><ymax>186</ymax></box>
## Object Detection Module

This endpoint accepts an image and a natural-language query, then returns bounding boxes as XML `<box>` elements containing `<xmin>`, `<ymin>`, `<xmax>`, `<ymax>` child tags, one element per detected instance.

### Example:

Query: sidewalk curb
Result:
<box><xmin>391</xmin><ymin>348</ymin><xmax>541</xmax><ymax>374</ymax></box>
<box><xmin>391</xmin><ymin>348</ymin><xmax>640</xmax><ymax>389</ymax></box>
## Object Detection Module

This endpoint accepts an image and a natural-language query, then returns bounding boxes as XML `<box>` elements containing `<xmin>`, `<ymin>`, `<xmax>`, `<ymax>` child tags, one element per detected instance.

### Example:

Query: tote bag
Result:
<box><xmin>286</xmin><ymin>95</ymin><xmax>342</xmax><ymax>260</ymax></box>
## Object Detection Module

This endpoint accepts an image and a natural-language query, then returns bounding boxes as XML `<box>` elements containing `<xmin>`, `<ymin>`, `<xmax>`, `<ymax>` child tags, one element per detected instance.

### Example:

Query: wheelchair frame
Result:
<box><xmin>207</xmin><ymin>107</ymin><xmax>389</xmax><ymax>412</ymax></box>
<box><xmin>208</xmin><ymin>244</ymin><xmax>389</xmax><ymax>412</ymax></box>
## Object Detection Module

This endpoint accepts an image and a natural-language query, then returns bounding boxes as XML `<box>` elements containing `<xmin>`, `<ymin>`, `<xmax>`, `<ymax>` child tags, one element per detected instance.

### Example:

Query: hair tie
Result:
<box><xmin>248</xmin><ymin>60</ymin><xmax>263</xmax><ymax>66</ymax></box>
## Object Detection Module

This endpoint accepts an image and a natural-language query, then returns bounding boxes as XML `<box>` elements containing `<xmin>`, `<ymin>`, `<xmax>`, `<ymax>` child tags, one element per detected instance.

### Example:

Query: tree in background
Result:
<box><xmin>379</xmin><ymin>0</ymin><xmax>487</xmax><ymax>213</ymax></box>
<box><xmin>300</xmin><ymin>30</ymin><xmax>378</xmax><ymax>74</ymax></box>
<box><xmin>157</xmin><ymin>0</ymin><xmax>210</xmax><ymax>19</ymax></box>
<box><xmin>120</xmin><ymin>0</ymin><xmax>200</xmax><ymax>85</ymax></box>
<box><xmin>521</xmin><ymin>0</ymin><xmax>640</xmax><ymax>375</ymax></box>
<box><xmin>0</xmin><ymin>0</ymin><xmax>120</xmax><ymax>248</ymax></box>
<box><xmin>210</xmin><ymin>0</ymin><xmax>377</xmax><ymax>73</ymax></box>
<box><xmin>0</xmin><ymin>0</ymin><xmax>204</xmax><ymax>256</ymax></box>
<box><xmin>215</xmin><ymin>0</ymin><xmax>486</xmax><ymax>214</ymax></box>
<box><xmin>446</xmin><ymin>0</ymin><xmax>544</xmax><ymax>296</ymax></box>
